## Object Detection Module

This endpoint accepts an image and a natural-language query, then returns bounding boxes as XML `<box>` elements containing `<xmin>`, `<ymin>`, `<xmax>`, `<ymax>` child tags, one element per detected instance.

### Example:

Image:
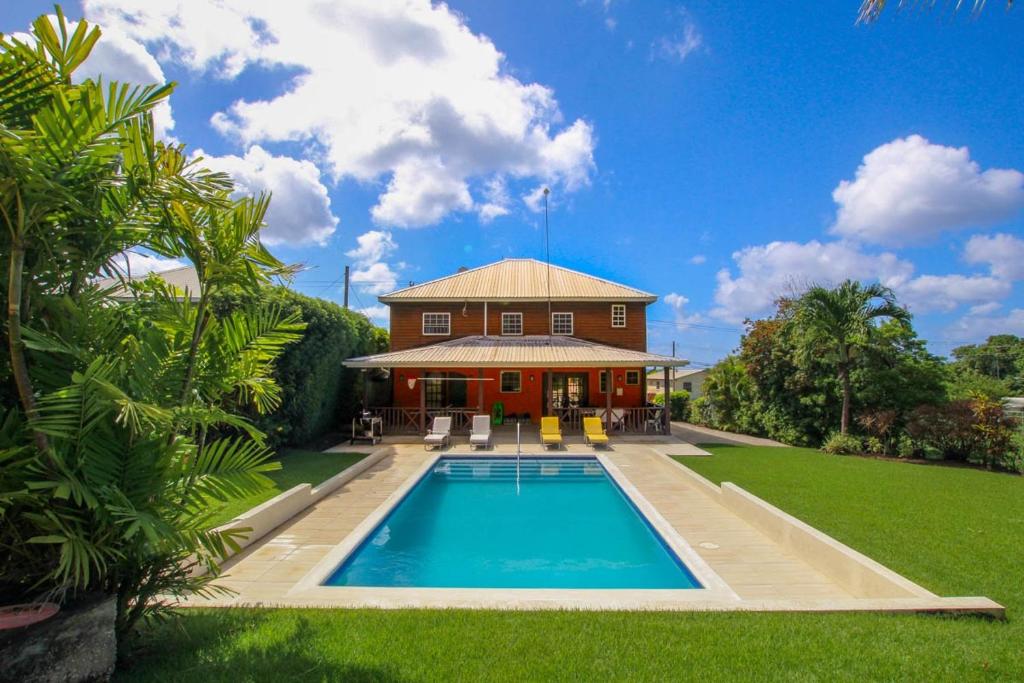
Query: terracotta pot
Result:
<box><xmin>0</xmin><ymin>603</ymin><xmax>59</xmax><ymax>631</ymax></box>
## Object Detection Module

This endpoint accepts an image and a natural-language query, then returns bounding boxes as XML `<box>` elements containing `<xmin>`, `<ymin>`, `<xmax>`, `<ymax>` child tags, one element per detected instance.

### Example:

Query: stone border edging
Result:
<box><xmin>658</xmin><ymin>451</ymin><xmax>1004</xmax><ymax>609</ymax></box>
<box><xmin>199</xmin><ymin>446</ymin><xmax>396</xmax><ymax>573</ymax></box>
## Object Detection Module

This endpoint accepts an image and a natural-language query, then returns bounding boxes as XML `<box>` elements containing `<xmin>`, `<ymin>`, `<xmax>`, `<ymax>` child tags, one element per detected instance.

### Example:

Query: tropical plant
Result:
<box><xmin>796</xmin><ymin>280</ymin><xmax>909</xmax><ymax>435</ymax></box>
<box><xmin>699</xmin><ymin>356</ymin><xmax>758</xmax><ymax>433</ymax></box>
<box><xmin>0</xmin><ymin>9</ymin><xmax>303</xmax><ymax>648</ymax></box>
<box><xmin>821</xmin><ymin>431</ymin><xmax>863</xmax><ymax>455</ymax></box>
<box><xmin>212</xmin><ymin>286</ymin><xmax>389</xmax><ymax>447</ymax></box>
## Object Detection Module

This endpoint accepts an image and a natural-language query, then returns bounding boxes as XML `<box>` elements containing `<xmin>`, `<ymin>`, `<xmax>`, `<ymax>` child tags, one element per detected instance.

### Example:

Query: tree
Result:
<box><xmin>0</xmin><ymin>10</ymin><xmax>303</xmax><ymax>648</ymax></box>
<box><xmin>796</xmin><ymin>280</ymin><xmax>910</xmax><ymax>435</ymax></box>
<box><xmin>698</xmin><ymin>355</ymin><xmax>758</xmax><ymax>433</ymax></box>
<box><xmin>950</xmin><ymin>334</ymin><xmax>1023</xmax><ymax>395</ymax></box>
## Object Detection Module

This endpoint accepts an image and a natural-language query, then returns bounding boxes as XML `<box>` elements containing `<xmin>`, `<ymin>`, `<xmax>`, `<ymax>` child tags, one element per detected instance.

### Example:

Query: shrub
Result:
<box><xmin>688</xmin><ymin>395</ymin><xmax>712</xmax><ymax>428</ymax></box>
<box><xmin>905</xmin><ymin>398</ymin><xmax>1020</xmax><ymax>470</ymax></box>
<box><xmin>905</xmin><ymin>401</ymin><xmax>978</xmax><ymax>461</ymax></box>
<box><xmin>653</xmin><ymin>391</ymin><xmax>691</xmax><ymax>421</ymax></box>
<box><xmin>865</xmin><ymin>436</ymin><xmax>886</xmax><ymax>455</ymax></box>
<box><xmin>821</xmin><ymin>432</ymin><xmax>863</xmax><ymax>455</ymax></box>
<box><xmin>214</xmin><ymin>287</ymin><xmax>388</xmax><ymax>447</ymax></box>
<box><xmin>896</xmin><ymin>433</ymin><xmax>916</xmax><ymax>459</ymax></box>
<box><xmin>969</xmin><ymin>395</ymin><xmax>1020</xmax><ymax>470</ymax></box>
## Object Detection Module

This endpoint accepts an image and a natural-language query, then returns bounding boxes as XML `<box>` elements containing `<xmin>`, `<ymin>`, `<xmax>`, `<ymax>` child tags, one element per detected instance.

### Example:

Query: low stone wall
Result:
<box><xmin>664</xmin><ymin>455</ymin><xmax>936</xmax><ymax>600</ymax></box>
<box><xmin>193</xmin><ymin>446</ymin><xmax>395</xmax><ymax>575</ymax></box>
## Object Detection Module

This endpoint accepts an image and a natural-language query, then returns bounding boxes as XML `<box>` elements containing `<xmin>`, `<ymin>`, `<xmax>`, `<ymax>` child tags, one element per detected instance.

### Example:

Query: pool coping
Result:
<box><xmin>286</xmin><ymin>453</ymin><xmax>741</xmax><ymax>608</ymax></box>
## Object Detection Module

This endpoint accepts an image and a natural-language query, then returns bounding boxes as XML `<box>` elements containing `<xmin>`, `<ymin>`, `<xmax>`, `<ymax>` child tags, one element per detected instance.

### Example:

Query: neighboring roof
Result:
<box><xmin>647</xmin><ymin>367</ymin><xmax>707</xmax><ymax>379</ymax></box>
<box><xmin>344</xmin><ymin>335</ymin><xmax>690</xmax><ymax>369</ymax></box>
<box><xmin>379</xmin><ymin>258</ymin><xmax>658</xmax><ymax>303</ymax></box>
<box><xmin>95</xmin><ymin>265</ymin><xmax>200</xmax><ymax>301</ymax></box>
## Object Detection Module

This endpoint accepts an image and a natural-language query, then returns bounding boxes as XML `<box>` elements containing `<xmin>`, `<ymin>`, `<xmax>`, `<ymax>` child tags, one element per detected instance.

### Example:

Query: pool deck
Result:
<box><xmin>183</xmin><ymin>440</ymin><xmax>1003</xmax><ymax>616</ymax></box>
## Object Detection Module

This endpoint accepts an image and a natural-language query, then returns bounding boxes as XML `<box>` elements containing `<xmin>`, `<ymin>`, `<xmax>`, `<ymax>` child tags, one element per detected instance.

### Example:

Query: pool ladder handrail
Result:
<box><xmin>516</xmin><ymin>422</ymin><xmax>521</xmax><ymax>494</ymax></box>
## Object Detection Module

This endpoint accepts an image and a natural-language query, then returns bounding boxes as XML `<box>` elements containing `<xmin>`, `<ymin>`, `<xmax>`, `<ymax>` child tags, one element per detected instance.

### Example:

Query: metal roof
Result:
<box><xmin>95</xmin><ymin>265</ymin><xmax>201</xmax><ymax>301</ymax></box>
<box><xmin>344</xmin><ymin>335</ymin><xmax>689</xmax><ymax>369</ymax></box>
<box><xmin>379</xmin><ymin>258</ymin><xmax>658</xmax><ymax>303</ymax></box>
<box><xmin>646</xmin><ymin>367</ymin><xmax>707</xmax><ymax>378</ymax></box>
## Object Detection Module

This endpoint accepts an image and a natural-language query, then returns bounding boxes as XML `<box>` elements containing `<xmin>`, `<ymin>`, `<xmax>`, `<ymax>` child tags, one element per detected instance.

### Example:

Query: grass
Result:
<box><xmin>120</xmin><ymin>445</ymin><xmax>1023</xmax><ymax>681</ymax></box>
<box><xmin>206</xmin><ymin>449</ymin><xmax>367</xmax><ymax>527</ymax></box>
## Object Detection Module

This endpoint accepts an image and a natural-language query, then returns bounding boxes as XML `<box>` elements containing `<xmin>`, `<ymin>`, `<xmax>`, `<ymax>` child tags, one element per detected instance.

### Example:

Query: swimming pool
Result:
<box><xmin>324</xmin><ymin>457</ymin><xmax>701</xmax><ymax>589</ymax></box>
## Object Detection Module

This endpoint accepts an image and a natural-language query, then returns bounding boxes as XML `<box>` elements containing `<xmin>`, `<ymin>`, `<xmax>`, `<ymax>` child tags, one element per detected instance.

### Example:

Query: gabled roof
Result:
<box><xmin>647</xmin><ymin>367</ymin><xmax>707</xmax><ymax>379</ymax></box>
<box><xmin>379</xmin><ymin>258</ymin><xmax>658</xmax><ymax>304</ymax></box>
<box><xmin>344</xmin><ymin>335</ymin><xmax>689</xmax><ymax>369</ymax></box>
<box><xmin>94</xmin><ymin>265</ymin><xmax>200</xmax><ymax>301</ymax></box>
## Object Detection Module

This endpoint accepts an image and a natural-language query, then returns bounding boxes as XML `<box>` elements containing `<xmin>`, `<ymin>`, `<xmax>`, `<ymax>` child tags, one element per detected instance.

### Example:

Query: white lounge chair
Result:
<box><xmin>424</xmin><ymin>416</ymin><xmax>452</xmax><ymax>450</ymax></box>
<box><xmin>469</xmin><ymin>414</ymin><xmax>492</xmax><ymax>450</ymax></box>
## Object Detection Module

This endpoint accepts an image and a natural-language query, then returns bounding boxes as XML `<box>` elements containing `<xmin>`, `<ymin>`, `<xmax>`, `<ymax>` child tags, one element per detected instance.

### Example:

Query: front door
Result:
<box><xmin>549</xmin><ymin>373</ymin><xmax>589</xmax><ymax>409</ymax></box>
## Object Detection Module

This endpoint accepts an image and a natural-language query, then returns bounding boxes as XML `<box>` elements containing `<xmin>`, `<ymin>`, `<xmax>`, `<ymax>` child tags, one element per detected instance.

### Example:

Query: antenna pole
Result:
<box><xmin>544</xmin><ymin>187</ymin><xmax>551</xmax><ymax>337</ymax></box>
<box><xmin>343</xmin><ymin>265</ymin><xmax>350</xmax><ymax>309</ymax></box>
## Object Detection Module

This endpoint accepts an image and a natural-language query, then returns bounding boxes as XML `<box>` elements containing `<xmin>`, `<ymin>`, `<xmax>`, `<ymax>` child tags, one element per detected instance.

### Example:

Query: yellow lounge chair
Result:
<box><xmin>540</xmin><ymin>416</ymin><xmax>563</xmax><ymax>449</ymax></box>
<box><xmin>583</xmin><ymin>417</ymin><xmax>609</xmax><ymax>448</ymax></box>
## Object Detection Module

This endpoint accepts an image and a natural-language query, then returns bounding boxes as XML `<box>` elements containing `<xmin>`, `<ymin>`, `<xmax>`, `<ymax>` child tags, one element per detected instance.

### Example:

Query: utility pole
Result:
<box><xmin>343</xmin><ymin>265</ymin><xmax>350</xmax><ymax>309</ymax></box>
<box><xmin>671</xmin><ymin>341</ymin><xmax>676</xmax><ymax>387</ymax></box>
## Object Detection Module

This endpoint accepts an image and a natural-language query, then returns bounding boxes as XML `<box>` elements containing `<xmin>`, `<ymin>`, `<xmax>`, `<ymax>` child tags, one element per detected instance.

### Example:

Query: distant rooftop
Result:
<box><xmin>379</xmin><ymin>258</ymin><xmax>658</xmax><ymax>304</ymax></box>
<box><xmin>94</xmin><ymin>265</ymin><xmax>200</xmax><ymax>301</ymax></box>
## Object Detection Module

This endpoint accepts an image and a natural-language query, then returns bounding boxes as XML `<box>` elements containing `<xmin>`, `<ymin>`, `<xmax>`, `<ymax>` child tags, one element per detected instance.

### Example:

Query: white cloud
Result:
<box><xmin>664</xmin><ymin>292</ymin><xmax>705</xmax><ymax>326</ymax></box>
<box><xmin>898</xmin><ymin>274</ymin><xmax>1011</xmax><ymax>313</ymax></box>
<box><xmin>947</xmin><ymin>307</ymin><xmax>1024</xmax><ymax>341</ymax></box>
<box><xmin>85</xmin><ymin>0</ymin><xmax>597</xmax><ymax>228</ymax></box>
<box><xmin>347</xmin><ymin>230</ymin><xmax>399</xmax><ymax>295</ymax></box>
<box><xmin>968</xmin><ymin>302</ymin><xmax>1002</xmax><ymax>317</ymax></box>
<box><xmin>346</xmin><ymin>230</ymin><xmax>396</xmax><ymax>266</ymax></box>
<box><xmin>110</xmin><ymin>251</ymin><xmax>186</xmax><ymax>276</ymax></box>
<box><xmin>477</xmin><ymin>177</ymin><xmax>511</xmax><ymax>223</ymax></box>
<box><xmin>195</xmin><ymin>146</ymin><xmax>338</xmax><ymax>246</ymax></box>
<box><xmin>689</xmin><ymin>255</ymin><xmax>707</xmax><ymax>265</ymax></box>
<box><xmin>711</xmin><ymin>240</ymin><xmax>914</xmax><ymax>322</ymax></box>
<box><xmin>653</xmin><ymin>11</ymin><xmax>704</xmax><ymax>63</ymax></box>
<box><xmin>964</xmin><ymin>232</ymin><xmax>1024</xmax><ymax>280</ymax></box>
<box><xmin>350</xmin><ymin>262</ymin><xmax>399</xmax><ymax>296</ymax></box>
<box><xmin>357</xmin><ymin>305</ymin><xmax>390</xmax><ymax>326</ymax></box>
<box><xmin>831</xmin><ymin>135</ymin><xmax>1024</xmax><ymax>246</ymax></box>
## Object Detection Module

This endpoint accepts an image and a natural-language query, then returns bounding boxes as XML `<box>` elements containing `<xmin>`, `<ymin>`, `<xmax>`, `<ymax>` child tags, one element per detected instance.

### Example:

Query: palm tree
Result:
<box><xmin>797</xmin><ymin>280</ymin><xmax>909</xmax><ymax>435</ymax></box>
<box><xmin>858</xmin><ymin>0</ymin><xmax>1014</xmax><ymax>23</ymax></box>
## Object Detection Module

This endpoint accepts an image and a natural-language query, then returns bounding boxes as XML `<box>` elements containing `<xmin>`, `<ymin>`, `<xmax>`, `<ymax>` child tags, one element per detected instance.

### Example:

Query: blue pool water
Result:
<box><xmin>325</xmin><ymin>457</ymin><xmax>700</xmax><ymax>589</ymax></box>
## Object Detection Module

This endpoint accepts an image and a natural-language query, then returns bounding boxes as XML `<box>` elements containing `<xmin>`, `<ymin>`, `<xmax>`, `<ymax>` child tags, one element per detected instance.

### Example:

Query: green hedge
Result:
<box><xmin>652</xmin><ymin>391</ymin><xmax>691</xmax><ymax>421</ymax></box>
<box><xmin>214</xmin><ymin>286</ymin><xmax>388</xmax><ymax>447</ymax></box>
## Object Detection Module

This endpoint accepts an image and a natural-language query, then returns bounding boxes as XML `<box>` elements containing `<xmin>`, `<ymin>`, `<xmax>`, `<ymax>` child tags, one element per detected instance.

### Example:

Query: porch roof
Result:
<box><xmin>343</xmin><ymin>335</ymin><xmax>690</xmax><ymax>369</ymax></box>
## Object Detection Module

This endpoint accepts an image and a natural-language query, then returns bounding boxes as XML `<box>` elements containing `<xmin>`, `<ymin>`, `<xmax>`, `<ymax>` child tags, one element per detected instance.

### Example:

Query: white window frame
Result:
<box><xmin>625</xmin><ymin>370</ymin><xmax>640</xmax><ymax>386</ymax></box>
<box><xmin>500</xmin><ymin>370</ymin><xmax>522</xmax><ymax>393</ymax></box>
<box><xmin>599</xmin><ymin>371</ymin><xmax>610</xmax><ymax>394</ymax></box>
<box><xmin>501</xmin><ymin>312</ymin><xmax>523</xmax><ymax>336</ymax></box>
<box><xmin>551</xmin><ymin>311</ymin><xmax>574</xmax><ymax>336</ymax></box>
<box><xmin>422</xmin><ymin>312</ymin><xmax>451</xmax><ymax>336</ymax></box>
<box><xmin>611</xmin><ymin>304</ymin><xmax>627</xmax><ymax>328</ymax></box>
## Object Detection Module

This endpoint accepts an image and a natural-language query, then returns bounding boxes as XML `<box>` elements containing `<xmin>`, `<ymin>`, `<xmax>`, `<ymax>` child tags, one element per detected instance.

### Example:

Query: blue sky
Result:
<box><xmin>6</xmin><ymin>1</ymin><xmax>1024</xmax><ymax>366</ymax></box>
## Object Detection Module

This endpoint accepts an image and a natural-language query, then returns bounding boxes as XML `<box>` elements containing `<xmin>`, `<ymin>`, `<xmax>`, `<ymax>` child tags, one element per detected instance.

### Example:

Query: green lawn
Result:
<box><xmin>207</xmin><ymin>449</ymin><xmax>367</xmax><ymax>527</ymax></box>
<box><xmin>120</xmin><ymin>445</ymin><xmax>1023</xmax><ymax>681</ymax></box>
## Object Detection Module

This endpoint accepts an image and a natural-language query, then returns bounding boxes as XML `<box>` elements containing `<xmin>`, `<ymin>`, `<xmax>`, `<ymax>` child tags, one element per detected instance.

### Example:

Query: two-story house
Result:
<box><xmin>344</xmin><ymin>258</ymin><xmax>688</xmax><ymax>434</ymax></box>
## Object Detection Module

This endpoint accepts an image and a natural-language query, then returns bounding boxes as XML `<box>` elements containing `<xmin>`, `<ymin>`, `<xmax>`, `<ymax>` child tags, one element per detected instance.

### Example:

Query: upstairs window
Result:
<box><xmin>611</xmin><ymin>304</ymin><xmax>627</xmax><ymax>328</ymax></box>
<box><xmin>502</xmin><ymin>312</ymin><xmax>523</xmax><ymax>335</ymax></box>
<box><xmin>552</xmin><ymin>312</ymin><xmax>574</xmax><ymax>336</ymax></box>
<box><xmin>422</xmin><ymin>312</ymin><xmax>451</xmax><ymax>335</ymax></box>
